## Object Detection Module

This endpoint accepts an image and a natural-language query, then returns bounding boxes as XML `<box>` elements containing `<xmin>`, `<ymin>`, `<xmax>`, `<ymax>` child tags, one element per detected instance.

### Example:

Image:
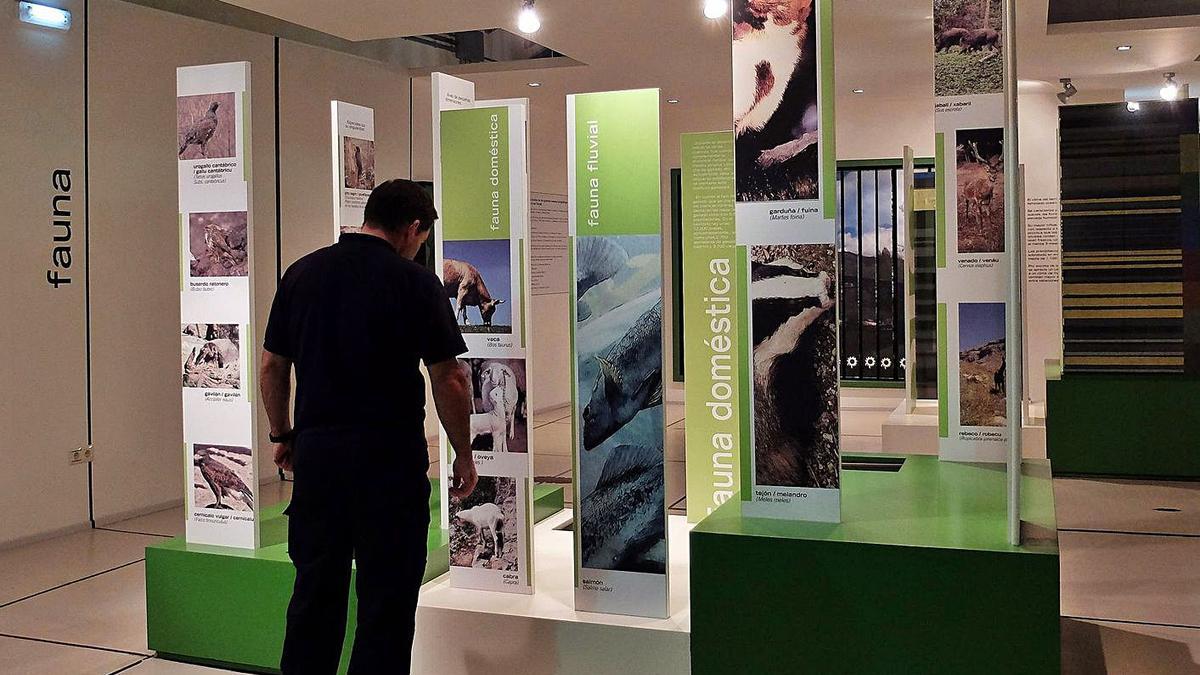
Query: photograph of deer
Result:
<box><xmin>959</xmin><ymin>302</ymin><xmax>1007</xmax><ymax>427</ymax></box>
<box><xmin>177</xmin><ymin>92</ymin><xmax>236</xmax><ymax>160</ymax></box>
<box><xmin>181</xmin><ymin>323</ymin><xmax>241</xmax><ymax>390</ymax></box>
<box><xmin>342</xmin><ymin>136</ymin><xmax>375</xmax><ymax>191</ymax></box>
<box><xmin>442</xmin><ymin>239</ymin><xmax>511</xmax><ymax>333</ymax></box>
<box><xmin>192</xmin><ymin>444</ymin><xmax>254</xmax><ymax>512</ymax></box>
<box><xmin>462</xmin><ymin>358</ymin><xmax>528</xmax><ymax>454</ymax></box>
<box><xmin>731</xmin><ymin>0</ymin><xmax>820</xmax><ymax>203</ymax></box>
<box><xmin>933</xmin><ymin>0</ymin><xmax>1003</xmax><ymax>97</ymax></box>
<box><xmin>188</xmin><ymin>211</ymin><xmax>248</xmax><ymax>278</ymax></box>
<box><xmin>449</xmin><ymin>476</ymin><xmax>519</xmax><ymax>572</ymax></box>
<box><xmin>956</xmin><ymin>128</ymin><xmax>1005</xmax><ymax>253</ymax></box>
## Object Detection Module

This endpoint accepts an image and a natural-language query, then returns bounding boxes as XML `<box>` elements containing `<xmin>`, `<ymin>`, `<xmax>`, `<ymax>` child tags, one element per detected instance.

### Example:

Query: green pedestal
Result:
<box><xmin>146</xmin><ymin>481</ymin><xmax>565</xmax><ymax>674</ymax></box>
<box><xmin>1047</xmin><ymin>375</ymin><xmax>1200</xmax><ymax>478</ymax></box>
<box><xmin>690</xmin><ymin>456</ymin><xmax>1060</xmax><ymax>675</ymax></box>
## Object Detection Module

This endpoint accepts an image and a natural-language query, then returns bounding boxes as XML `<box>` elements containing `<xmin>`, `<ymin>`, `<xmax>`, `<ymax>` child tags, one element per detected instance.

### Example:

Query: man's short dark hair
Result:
<box><xmin>364</xmin><ymin>179</ymin><xmax>438</xmax><ymax>233</ymax></box>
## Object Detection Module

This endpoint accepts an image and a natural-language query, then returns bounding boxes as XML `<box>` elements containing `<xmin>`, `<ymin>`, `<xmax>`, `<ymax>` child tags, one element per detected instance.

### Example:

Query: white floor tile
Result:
<box><xmin>1055</xmin><ymin>478</ymin><xmax>1200</xmax><ymax>536</ymax></box>
<box><xmin>1062</xmin><ymin>618</ymin><xmax>1200</xmax><ymax>675</ymax></box>
<box><xmin>0</xmin><ymin>529</ymin><xmax>160</xmax><ymax>607</ymax></box>
<box><xmin>532</xmin><ymin>423</ymin><xmax>572</xmax><ymax>457</ymax></box>
<box><xmin>533</xmin><ymin>405</ymin><xmax>570</xmax><ymax>425</ymax></box>
<box><xmin>0</xmin><ymin>636</ymin><xmax>141</xmax><ymax>675</ymax></box>
<box><xmin>533</xmin><ymin>454</ymin><xmax>573</xmax><ymax>479</ymax></box>
<box><xmin>841</xmin><ymin>435</ymin><xmax>884</xmax><ymax>453</ymax></box>
<box><xmin>107</xmin><ymin>507</ymin><xmax>184</xmax><ymax>538</ymax></box>
<box><xmin>121</xmin><ymin>657</ymin><xmax>242</xmax><ymax>673</ymax></box>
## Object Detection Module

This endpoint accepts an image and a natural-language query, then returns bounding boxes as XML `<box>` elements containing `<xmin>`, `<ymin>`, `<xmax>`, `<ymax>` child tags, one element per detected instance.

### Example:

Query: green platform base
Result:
<box><xmin>146</xmin><ymin>481</ymin><xmax>565</xmax><ymax>674</ymax></box>
<box><xmin>690</xmin><ymin>455</ymin><xmax>1060</xmax><ymax>675</ymax></box>
<box><xmin>1047</xmin><ymin>375</ymin><xmax>1200</xmax><ymax>478</ymax></box>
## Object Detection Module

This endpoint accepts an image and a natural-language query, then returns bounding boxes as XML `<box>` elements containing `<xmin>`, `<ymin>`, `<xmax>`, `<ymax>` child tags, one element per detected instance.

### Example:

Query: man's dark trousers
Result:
<box><xmin>280</xmin><ymin>427</ymin><xmax>431</xmax><ymax>675</ymax></box>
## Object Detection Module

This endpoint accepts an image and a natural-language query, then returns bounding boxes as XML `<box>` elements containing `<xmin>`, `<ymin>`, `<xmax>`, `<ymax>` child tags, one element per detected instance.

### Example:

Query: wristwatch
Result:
<box><xmin>269</xmin><ymin>429</ymin><xmax>296</xmax><ymax>443</ymax></box>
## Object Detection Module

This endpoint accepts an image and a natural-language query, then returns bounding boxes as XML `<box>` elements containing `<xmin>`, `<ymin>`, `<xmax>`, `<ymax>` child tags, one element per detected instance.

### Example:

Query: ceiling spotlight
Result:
<box><xmin>1116</xmin><ymin>45</ymin><xmax>1132</xmax><ymax>52</ymax></box>
<box><xmin>1160</xmin><ymin>72</ymin><xmax>1180</xmax><ymax>101</ymax></box>
<box><xmin>1127</xmin><ymin>100</ymin><xmax>1141</xmax><ymax>113</ymax></box>
<box><xmin>703</xmin><ymin>0</ymin><xmax>729</xmax><ymax>19</ymax></box>
<box><xmin>1057</xmin><ymin>78</ymin><xmax>1077</xmax><ymax>104</ymax></box>
<box><xmin>527</xmin><ymin>82</ymin><xmax>542</xmax><ymax>88</ymax></box>
<box><xmin>851</xmin><ymin>88</ymin><xmax>865</xmax><ymax>94</ymax></box>
<box><xmin>517</xmin><ymin>0</ymin><xmax>541</xmax><ymax>34</ymax></box>
<box><xmin>667</xmin><ymin>98</ymin><xmax>680</xmax><ymax>104</ymax></box>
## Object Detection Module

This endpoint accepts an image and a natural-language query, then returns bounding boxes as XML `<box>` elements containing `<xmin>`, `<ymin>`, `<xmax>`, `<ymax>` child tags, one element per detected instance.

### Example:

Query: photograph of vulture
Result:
<box><xmin>177</xmin><ymin>92</ymin><xmax>236</xmax><ymax>160</ymax></box>
<box><xmin>192</xmin><ymin>444</ymin><xmax>254</xmax><ymax>512</ymax></box>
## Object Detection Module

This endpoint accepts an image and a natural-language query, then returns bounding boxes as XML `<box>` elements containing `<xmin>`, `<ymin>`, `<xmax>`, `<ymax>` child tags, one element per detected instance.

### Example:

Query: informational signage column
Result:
<box><xmin>330</xmin><ymin>101</ymin><xmax>375</xmax><ymax>237</ymax></box>
<box><xmin>177</xmin><ymin>62</ymin><xmax>258</xmax><ymax>549</ymax></box>
<box><xmin>731</xmin><ymin>0</ymin><xmax>840</xmax><ymax>522</ymax></box>
<box><xmin>568</xmin><ymin>89</ymin><xmax>668</xmax><ymax>618</ymax></box>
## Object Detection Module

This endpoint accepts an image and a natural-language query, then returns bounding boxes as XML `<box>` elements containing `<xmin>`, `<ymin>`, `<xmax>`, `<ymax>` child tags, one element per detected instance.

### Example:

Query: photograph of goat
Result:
<box><xmin>449</xmin><ymin>476</ymin><xmax>519</xmax><ymax>571</ymax></box>
<box><xmin>956</xmin><ymin>128</ymin><xmax>1005</xmax><ymax>254</ymax></box>
<box><xmin>750</xmin><ymin>244</ymin><xmax>839</xmax><ymax>489</ymax></box>
<box><xmin>177</xmin><ymin>92</ymin><xmax>236</xmax><ymax>160</ymax></box>
<box><xmin>462</xmin><ymin>358</ymin><xmax>527</xmax><ymax>454</ymax></box>
<box><xmin>343</xmin><ymin>136</ymin><xmax>375</xmax><ymax>191</ymax></box>
<box><xmin>934</xmin><ymin>0</ymin><xmax>1003</xmax><ymax>96</ymax></box>
<box><xmin>181</xmin><ymin>323</ymin><xmax>241</xmax><ymax>390</ymax></box>
<box><xmin>189</xmin><ymin>211</ymin><xmax>248</xmax><ymax>278</ymax></box>
<box><xmin>575</xmin><ymin>234</ymin><xmax>665</xmax><ymax>574</ymax></box>
<box><xmin>443</xmin><ymin>239</ymin><xmax>512</xmax><ymax>333</ymax></box>
<box><xmin>732</xmin><ymin>0</ymin><xmax>820</xmax><ymax>203</ymax></box>
<box><xmin>192</xmin><ymin>444</ymin><xmax>254</xmax><ymax>512</ymax></box>
<box><xmin>959</xmin><ymin>302</ymin><xmax>1007</xmax><ymax>427</ymax></box>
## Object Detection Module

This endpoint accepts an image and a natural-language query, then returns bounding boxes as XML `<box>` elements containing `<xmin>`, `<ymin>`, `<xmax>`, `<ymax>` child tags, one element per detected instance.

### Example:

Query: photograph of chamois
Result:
<box><xmin>177</xmin><ymin>92</ymin><xmax>236</xmax><ymax>160</ymax></box>
<box><xmin>750</xmin><ymin>244</ymin><xmax>839</xmax><ymax>489</ymax></box>
<box><xmin>956</xmin><ymin>127</ymin><xmax>1005</xmax><ymax>253</ymax></box>
<box><xmin>934</xmin><ymin>0</ymin><xmax>1003</xmax><ymax>97</ymax></box>
<box><xmin>731</xmin><ymin>0</ymin><xmax>820</xmax><ymax>203</ymax></box>
<box><xmin>192</xmin><ymin>444</ymin><xmax>254</xmax><ymax>512</ymax></box>
<box><xmin>959</xmin><ymin>302</ymin><xmax>1007</xmax><ymax>427</ymax></box>
<box><xmin>181</xmin><ymin>323</ymin><xmax>241</xmax><ymax>390</ymax></box>
<box><xmin>575</xmin><ymin>234</ymin><xmax>666</xmax><ymax>574</ymax></box>
<box><xmin>462</xmin><ymin>358</ymin><xmax>528</xmax><ymax>454</ymax></box>
<box><xmin>188</xmin><ymin>211</ymin><xmax>248</xmax><ymax>278</ymax></box>
<box><xmin>343</xmin><ymin>136</ymin><xmax>376</xmax><ymax>191</ymax></box>
<box><xmin>442</xmin><ymin>239</ymin><xmax>512</xmax><ymax>333</ymax></box>
<box><xmin>449</xmin><ymin>476</ymin><xmax>520</xmax><ymax>572</ymax></box>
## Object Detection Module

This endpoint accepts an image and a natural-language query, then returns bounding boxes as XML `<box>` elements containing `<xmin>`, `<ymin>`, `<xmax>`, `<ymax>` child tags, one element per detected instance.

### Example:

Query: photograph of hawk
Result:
<box><xmin>192</xmin><ymin>445</ymin><xmax>254</xmax><ymax>511</ymax></box>
<box><xmin>188</xmin><ymin>211</ymin><xmax>248</xmax><ymax>277</ymax></box>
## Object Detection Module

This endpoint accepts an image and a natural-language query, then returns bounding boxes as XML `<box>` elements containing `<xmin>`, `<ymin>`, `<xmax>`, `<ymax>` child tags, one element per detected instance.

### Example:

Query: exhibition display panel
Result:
<box><xmin>330</xmin><ymin>100</ymin><xmax>375</xmax><ymax>238</ymax></box>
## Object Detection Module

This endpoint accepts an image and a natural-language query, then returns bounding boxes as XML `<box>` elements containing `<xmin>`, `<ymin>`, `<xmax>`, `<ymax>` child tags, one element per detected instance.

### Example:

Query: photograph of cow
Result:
<box><xmin>956</xmin><ymin>127</ymin><xmax>1005</xmax><ymax>253</ymax></box>
<box><xmin>934</xmin><ymin>0</ymin><xmax>1003</xmax><ymax>97</ymax></box>
<box><xmin>442</xmin><ymin>239</ymin><xmax>512</xmax><ymax>334</ymax></box>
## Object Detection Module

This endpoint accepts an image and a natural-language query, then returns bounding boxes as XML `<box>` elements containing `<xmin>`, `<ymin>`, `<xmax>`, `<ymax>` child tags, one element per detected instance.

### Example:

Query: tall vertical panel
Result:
<box><xmin>732</xmin><ymin>0</ymin><xmax>840</xmax><ymax>522</ymax></box>
<box><xmin>439</xmin><ymin>103</ymin><xmax>536</xmax><ymax>594</ymax></box>
<box><xmin>178</xmin><ymin>63</ymin><xmax>258</xmax><ymax>549</ymax></box>
<box><xmin>933</xmin><ymin>0</ymin><xmax>1011</xmax><ymax>463</ymax></box>
<box><xmin>331</xmin><ymin>101</ymin><xmax>375</xmax><ymax>238</ymax></box>
<box><xmin>568</xmin><ymin>89</ymin><xmax>668</xmax><ymax>618</ymax></box>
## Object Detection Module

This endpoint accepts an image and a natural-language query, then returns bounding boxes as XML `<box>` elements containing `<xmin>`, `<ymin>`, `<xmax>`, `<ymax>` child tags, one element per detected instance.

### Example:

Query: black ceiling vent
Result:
<box><xmin>1049</xmin><ymin>0</ymin><xmax>1200</xmax><ymax>26</ymax></box>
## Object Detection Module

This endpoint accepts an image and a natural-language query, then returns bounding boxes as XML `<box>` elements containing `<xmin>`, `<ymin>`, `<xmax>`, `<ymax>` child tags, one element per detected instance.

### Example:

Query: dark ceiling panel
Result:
<box><xmin>1049</xmin><ymin>0</ymin><xmax>1200</xmax><ymax>24</ymax></box>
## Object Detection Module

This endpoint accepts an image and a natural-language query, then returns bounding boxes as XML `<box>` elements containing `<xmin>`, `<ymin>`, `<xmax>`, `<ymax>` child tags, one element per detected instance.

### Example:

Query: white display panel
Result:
<box><xmin>330</xmin><ymin>101</ymin><xmax>375</xmax><ymax>238</ymax></box>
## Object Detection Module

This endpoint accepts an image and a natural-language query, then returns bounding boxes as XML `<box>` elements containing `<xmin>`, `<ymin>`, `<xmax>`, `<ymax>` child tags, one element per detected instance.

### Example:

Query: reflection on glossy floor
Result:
<box><xmin>1</xmin><ymin>404</ymin><xmax>1196</xmax><ymax>674</ymax></box>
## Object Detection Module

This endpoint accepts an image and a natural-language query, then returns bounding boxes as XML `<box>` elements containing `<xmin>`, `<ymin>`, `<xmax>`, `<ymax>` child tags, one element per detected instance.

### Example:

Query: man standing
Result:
<box><xmin>260</xmin><ymin>179</ymin><xmax>477</xmax><ymax>674</ymax></box>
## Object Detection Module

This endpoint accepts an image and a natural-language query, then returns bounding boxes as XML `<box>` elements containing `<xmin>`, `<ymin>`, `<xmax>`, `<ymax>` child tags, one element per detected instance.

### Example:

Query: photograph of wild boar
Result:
<box><xmin>181</xmin><ymin>323</ymin><xmax>241</xmax><ymax>390</ymax></box>
<box><xmin>343</xmin><ymin>136</ymin><xmax>375</xmax><ymax>191</ymax></box>
<box><xmin>189</xmin><ymin>211</ymin><xmax>248</xmax><ymax>278</ymax></box>
<box><xmin>934</xmin><ymin>0</ymin><xmax>1003</xmax><ymax>97</ymax></box>
<box><xmin>959</xmin><ymin>302</ymin><xmax>1007</xmax><ymax>427</ymax></box>
<box><xmin>750</xmin><ymin>244</ymin><xmax>839</xmax><ymax>490</ymax></box>
<box><xmin>192</xmin><ymin>444</ymin><xmax>254</xmax><ymax>512</ymax></box>
<box><xmin>956</xmin><ymin>127</ymin><xmax>1005</xmax><ymax>253</ymax></box>
<box><xmin>732</xmin><ymin>0</ymin><xmax>820</xmax><ymax>202</ymax></box>
<box><xmin>574</xmin><ymin>234</ymin><xmax>665</xmax><ymax>574</ymax></box>
<box><xmin>462</xmin><ymin>358</ymin><xmax>528</xmax><ymax>454</ymax></box>
<box><xmin>443</xmin><ymin>239</ymin><xmax>512</xmax><ymax>333</ymax></box>
<box><xmin>177</xmin><ymin>92</ymin><xmax>236</xmax><ymax>160</ymax></box>
<box><xmin>449</xmin><ymin>476</ymin><xmax>519</xmax><ymax>572</ymax></box>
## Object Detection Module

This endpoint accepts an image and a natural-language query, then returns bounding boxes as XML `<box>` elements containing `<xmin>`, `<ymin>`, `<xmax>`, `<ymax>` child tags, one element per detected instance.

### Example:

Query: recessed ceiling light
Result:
<box><xmin>1116</xmin><ymin>45</ymin><xmax>1133</xmax><ymax>52</ymax></box>
<box><xmin>667</xmin><ymin>98</ymin><xmax>680</xmax><ymax>104</ymax></box>
<box><xmin>527</xmin><ymin>82</ymin><xmax>541</xmax><ymax>88</ymax></box>
<box><xmin>851</xmin><ymin>88</ymin><xmax>865</xmax><ymax>94</ymax></box>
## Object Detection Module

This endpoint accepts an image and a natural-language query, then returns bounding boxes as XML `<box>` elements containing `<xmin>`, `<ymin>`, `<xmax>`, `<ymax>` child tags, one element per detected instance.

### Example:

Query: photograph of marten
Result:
<box><xmin>732</xmin><ymin>0</ymin><xmax>820</xmax><ymax>203</ymax></box>
<box><xmin>934</xmin><ymin>0</ymin><xmax>1003</xmax><ymax>97</ymax></box>
<box><xmin>189</xmin><ymin>211</ymin><xmax>248</xmax><ymax>277</ymax></box>
<box><xmin>192</xmin><ymin>444</ymin><xmax>254</xmax><ymax>512</ymax></box>
<box><xmin>750</xmin><ymin>244</ymin><xmax>839</xmax><ymax>489</ymax></box>
<box><xmin>959</xmin><ymin>302</ymin><xmax>1007</xmax><ymax>427</ymax></box>
<box><xmin>443</xmin><ymin>239</ymin><xmax>512</xmax><ymax>333</ymax></box>
<box><xmin>343</xmin><ymin>136</ymin><xmax>375</xmax><ymax>191</ymax></box>
<box><xmin>449</xmin><ymin>476</ymin><xmax>519</xmax><ymax>572</ymax></box>
<box><xmin>181</xmin><ymin>323</ymin><xmax>241</xmax><ymax>390</ymax></box>
<box><xmin>461</xmin><ymin>358</ymin><xmax>528</xmax><ymax>454</ymax></box>
<box><xmin>956</xmin><ymin>128</ymin><xmax>1005</xmax><ymax>254</ymax></box>
<box><xmin>177</xmin><ymin>92</ymin><xmax>236</xmax><ymax>160</ymax></box>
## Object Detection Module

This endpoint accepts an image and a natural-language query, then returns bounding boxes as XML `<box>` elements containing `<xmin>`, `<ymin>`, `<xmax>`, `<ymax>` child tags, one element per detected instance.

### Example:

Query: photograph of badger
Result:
<box><xmin>181</xmin><ymin>323</ymin><xmax>241</xmax><ymax>390</ymax></box>
<box><xmin>192</xmin><ymin>444</ymin><xmax>253</xmax><ymax>512</ymax></box>
<box><xmin>959</xmin><ymin>302</ymin><xmax>1007</xmax><ymax>427</ymax></box>
<box><xmin>343</xmin><ymin>136</ymin><xmax>376</xmax><ymax>191</ymax></box>
<box><xmin>443</xmin><ymin>239</ymin><xmax>512</xmax><ymax>333</ymax></box>
<box><xmin>449</xmin><ymin>476</ymin><xmax>519</xmax><ymax>571</ymax></box>
<box><xmin>750</xmin><ymin>244</ymin><xmax>839</xmax><ymax>489</ymax></box>
<box><xmin>188</xmin><ymin>211</ymin><xmax>248</xmax><ymax>278</ymax></box>
<box><xmin>177</xmin><ymin>92</ymin><xmax>236</xmax><ymax>160</ymax></box>
<box><xmin>461</xmin><ymin>358</ymin><xmax>528</xmax><ymax>454</ymax></box>
<box><xmin>956</xmin><ymin>128</ymin><xmax>1005</xmax><ymax>253</ymax></box>
<box><xmin>574</xmin><ymin>234</ymin><xmax>665</xmax><ymax>574</ymax></box>
<box><xmin>934</xmin><ymin>0</ymin><xmax>1003</xmax><ymax>97</ymax></box>
<box><xmin>732</xmin><ymin>0</ymin><xmax>820</xmax><ymax>203</ymax></box>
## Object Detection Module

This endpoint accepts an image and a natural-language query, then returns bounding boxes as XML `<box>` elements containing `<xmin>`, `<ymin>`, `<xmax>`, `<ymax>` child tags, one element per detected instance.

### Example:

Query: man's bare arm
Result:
<box><xmin>428</xmin><ymin>358</ymin><xmax>477</xmax><ymax>498</ymax></box>
<box><xmin>260</xmin><ymin>349</ymin><xmax>294</xmax><ymax>470</ymax></box>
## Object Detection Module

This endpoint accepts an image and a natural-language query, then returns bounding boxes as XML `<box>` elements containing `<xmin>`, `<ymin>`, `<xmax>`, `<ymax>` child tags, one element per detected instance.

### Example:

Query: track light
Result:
<box><xmin>1126</xmin><ymin>101</ymin><xmax>1141</xmax><ymax>113</ymax></box>
<box><xmin>18</xmin><ymin>2</ymin><xmax>71</xmax><ymax>30</ymax></box>
<box><xmin>1160</xmin><ymin>72</ymin><xmax>1179</xmax><ymax>101</ymax></box>
<box><xmin>517</xmin><ymin>0</ymin><xmax>541</xmax><ymax>34</ymax></box>
<box><xmin>703</xmin><ymin>0</ymin><xmax>729</xmax><ymax>19</ymax></box>
<box><xmin>1056</xmin><ymin>78</ymin><xmax>1077</xmax><ymax>104</ymax></box>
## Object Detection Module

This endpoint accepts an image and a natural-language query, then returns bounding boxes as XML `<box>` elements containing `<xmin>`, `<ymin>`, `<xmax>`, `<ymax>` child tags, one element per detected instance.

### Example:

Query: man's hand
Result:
<box><xmin>273</xmin><ymin>440</ymin><xmax>294</xmax><ymax>473</ymax></box>
<box><xmin>449</xmin><ymin>451</ymin><xmax>478</xmax><ymax>500</ymax></box>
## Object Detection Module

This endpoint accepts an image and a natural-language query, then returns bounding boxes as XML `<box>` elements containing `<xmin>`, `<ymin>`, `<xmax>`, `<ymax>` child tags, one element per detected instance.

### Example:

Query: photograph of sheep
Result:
<box><xmin>959</xmin><ymin>302</ymin><xmax>1007</xmax><ymax>427</ymax></box>
<box><xmin>181</xmin><ymin>323</ymin><xmax>241</xmax><ymax>390</ymax></box>
<box><xmin>192</xmin><ymin>444</ymin><xmax>254</xmax><ymax>512</ymax></box>
<box><xmin>462</xmin><ymin>357</ymin><xmax>528</xmax><ymax>454</ymax></box>
<box><xmin>934</xmin><ymin>0</ymin><xmax>1003</xmax><ymax>97</ymax></box>
<box><xmin>177</xmin><ymin>92</ymin><xmax>236</xmax><ymax>160</ymax></box>
<box><xmin>343</xmin><ymin>136</ymin><xmax>376</xmax><ymax>191</ymax></box>
<box><xmin>750</xmin><ymin>244</ymin><xmax>839</xmax><ymax>489</ymax></box>
<box><xmin>443</xmin><ymin>239</ymin><xmax>512</xmax><ymax>333</ymax></box>
<box><xmin>575</xmin><ymin>234</ymin><xmax>665</xmax><ymax>574</ymax></box>
<box><xmin>732</xmin><ymin>0</ymin><xmax>820</xmax><ymax>202</ymax></box>
<box><xmin>188</xmin><ymin>211</ymin><xmax>248</xmax><ymax>277</ymax></box>
<box><xmin>449</xmin><ymin>476</ymin><xmax>519</xmax><ymax>572</ymax></box>
<box><xmin>956</xmin><ymin>128</ymin><xmax>1005</xmax><ymax>254</ymax></box>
